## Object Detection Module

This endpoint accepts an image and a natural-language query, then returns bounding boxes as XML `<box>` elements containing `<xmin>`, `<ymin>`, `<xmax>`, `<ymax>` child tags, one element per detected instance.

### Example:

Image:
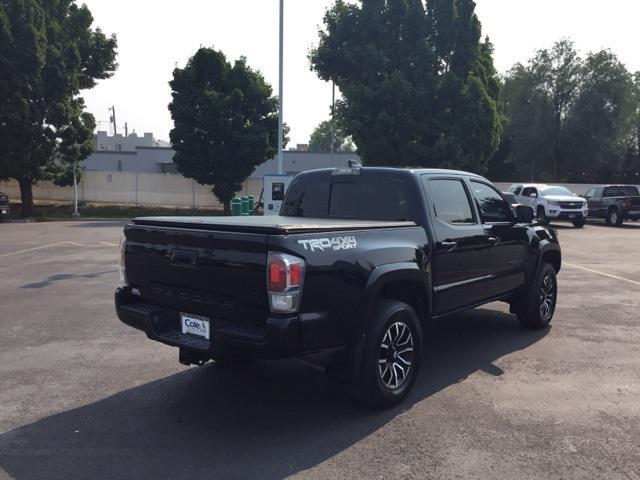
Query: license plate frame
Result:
<box><xmin>180</xmin><ymin>312</ymin><xmax>210</xmax><ymax>340</ymax></box>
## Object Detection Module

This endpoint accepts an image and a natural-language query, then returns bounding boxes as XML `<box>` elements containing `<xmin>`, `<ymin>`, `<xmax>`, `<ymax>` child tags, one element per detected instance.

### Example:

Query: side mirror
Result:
<box><xmin>529</xmin><ymin>192</ymin><xmax>538</xmax><ymax>199</ymax></box>
<box><xmin>515</xmin><ymin>205</ymin><xmax>535</xmax><ymax>223</ymax></box>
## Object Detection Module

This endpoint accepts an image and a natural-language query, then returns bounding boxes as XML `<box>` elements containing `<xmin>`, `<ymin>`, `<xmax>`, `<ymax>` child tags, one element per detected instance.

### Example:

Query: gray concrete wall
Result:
<box><xmin>82</xmin><ymin>148</ymin><xmax>174</xmax><ymax>173</ymax></box>
<box><xmin>82</xmin><ymin>148</ymin><xmax>362</xmax><ymax>177</ymax></box>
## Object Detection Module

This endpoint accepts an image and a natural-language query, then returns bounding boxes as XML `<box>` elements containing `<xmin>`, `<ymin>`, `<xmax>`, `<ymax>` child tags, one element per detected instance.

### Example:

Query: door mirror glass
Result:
<box><xmin>515</xmin><ymin>205</ymin><xmax>535</xmax><ymax>223</ymax></box>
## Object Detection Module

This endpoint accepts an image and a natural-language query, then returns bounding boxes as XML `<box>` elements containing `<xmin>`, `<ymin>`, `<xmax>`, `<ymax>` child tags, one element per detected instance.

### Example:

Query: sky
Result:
<box><xmin>81</xmin><ymin>0</ymin><xmax>640</xmax><ymax>146</ymax></box>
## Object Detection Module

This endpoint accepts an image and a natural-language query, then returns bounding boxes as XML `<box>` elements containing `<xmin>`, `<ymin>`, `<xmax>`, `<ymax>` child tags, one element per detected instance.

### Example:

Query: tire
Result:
<box><xmin>572</xmin><ymin>218</ymin><xmax>586</xmax><ymax>228</ymax></box>
<box><xmin>355</xmin><ymin>300</ymin><xmax>422</xmax><ymax>408</ymax></box>
<box><xmin>515</xmin><ymin>262</ymin><xmax>557</xmax><ymax>330</ymax></box>
<box><xmin>537</xmin><ymin>206</ymin><xmax>548</xmax><ymax>223</ymax></box>
<box><xmin>607</xmin><ymin>207</ymin><xmax>623</xmax><ymax>227</ymax></box>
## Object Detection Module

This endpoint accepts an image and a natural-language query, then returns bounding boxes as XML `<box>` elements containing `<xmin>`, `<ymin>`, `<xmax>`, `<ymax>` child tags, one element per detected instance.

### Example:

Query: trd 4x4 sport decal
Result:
<box><xmin>298</xmin><ymin>236</ymin><xmax>357</xmax><ymax>252</ymax></box>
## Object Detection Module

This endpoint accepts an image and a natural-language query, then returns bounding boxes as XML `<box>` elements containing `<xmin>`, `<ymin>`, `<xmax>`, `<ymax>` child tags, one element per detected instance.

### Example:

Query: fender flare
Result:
<box><xmin>536</xmin><ymin>241</ymin><xmax>562</xmax><ymax>274</ymax></box>
<box><xmin>358</xmin><ymin>262</ymin><xmax>432</xmax><ymax>339</ymax></box>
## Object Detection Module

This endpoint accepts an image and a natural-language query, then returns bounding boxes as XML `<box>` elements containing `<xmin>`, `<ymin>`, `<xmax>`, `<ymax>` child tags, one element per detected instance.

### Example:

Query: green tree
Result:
<box><xmin>0</xmin><ymin>0</ymin><xmax>117</xmax><ymax>216</ymax></box>
<box><xmin>500</xmin><ymin>40</ymin><xmax>637</xmax><ymax>183</ymax></box>
<box><xmin>310</xmin><ymin>0</ymin><xmax>502</xmax><ymax>173</ymax></box>
<box><xmin>169</xmin><ymin>48</ymin><xmax>280</xmax><ymax>214</ymax></box>
<box><xmin>308</xmin><ymin>119</ymin><xmax>355</xmax><ymax>152</ymax></box>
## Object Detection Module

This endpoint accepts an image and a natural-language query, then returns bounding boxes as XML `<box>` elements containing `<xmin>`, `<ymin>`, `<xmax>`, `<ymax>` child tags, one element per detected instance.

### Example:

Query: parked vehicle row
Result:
<box><xmin>507</xmin><ymin>183</ymin><xmax>640</xmax><ymax>228</ymax></box>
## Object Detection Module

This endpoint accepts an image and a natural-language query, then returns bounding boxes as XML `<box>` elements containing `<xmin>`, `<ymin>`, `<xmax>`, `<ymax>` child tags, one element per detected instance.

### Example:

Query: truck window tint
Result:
<box><xmin>282</xmin><ymin>175</ymin><xmax>412</xmax><ymax>221</ymax></box>
<box><xmin>281</xmin><ymin>178</ymin><xmax>330</xmax><ymax>217</ymax></box>
<box><xmin>604</xmin><ymin>186</ymin><xmax>639</xmax><ymax>197</ymax></box>
<box><xmin>427</xmin><ymin>179</ymin><xmax>475</xmax><ymax>224</ymax></box>
<box><xmin>470</xmin><ymin>181</ymin><xmax>514</xmax><ymax>223</ymax></box>
<box><xmin>328</xmin><ymin>178</ymin><xmax>411</xmax><ymax>221</ymax></box>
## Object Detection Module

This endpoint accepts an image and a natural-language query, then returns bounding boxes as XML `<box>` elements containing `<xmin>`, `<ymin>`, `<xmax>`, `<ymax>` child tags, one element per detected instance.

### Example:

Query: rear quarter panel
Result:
<box><xmin>268</xmin><ymin>226</ymin><xmax>430</xmax><ymax>351</ymax></box>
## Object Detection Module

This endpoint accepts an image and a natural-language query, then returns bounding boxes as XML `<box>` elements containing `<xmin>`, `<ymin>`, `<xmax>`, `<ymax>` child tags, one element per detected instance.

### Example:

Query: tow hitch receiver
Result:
<box><xmin>179</xmin><ymin>349</ymin><xmax>209</xmax><ymax>366</ymax></box>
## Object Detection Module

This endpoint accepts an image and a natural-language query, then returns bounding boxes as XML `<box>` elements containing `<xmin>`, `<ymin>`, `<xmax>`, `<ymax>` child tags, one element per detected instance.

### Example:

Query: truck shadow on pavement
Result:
<box><xmin>0</xmin><ymin>308</ymin><xmax>548</xmax><ymax>480</ymax></box>
<box><xmin>20</xmin><ymin>270</ymin><xmax>118</xmax><ymax>289</ymax></box>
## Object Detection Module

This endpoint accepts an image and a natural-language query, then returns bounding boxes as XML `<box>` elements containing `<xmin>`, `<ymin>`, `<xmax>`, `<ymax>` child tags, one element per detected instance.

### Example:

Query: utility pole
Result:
<box><xmin>331</xmin><ymin>81</ymin><xmax>336</xmax><ymax>165</ymax></box>
<box><xmin>277</xmin><ymin>0</ymin><xmax>284</xmax><ymax>174</ymax></box>
<box><xmin>72</xmin><ymin>159</ymin><xmax>80</xmax><ymax>217</ymax></box>
<box><xmin>110</xmin><ymin>106</ymin><xmax>118</xmax><ymax>136</ymax></box>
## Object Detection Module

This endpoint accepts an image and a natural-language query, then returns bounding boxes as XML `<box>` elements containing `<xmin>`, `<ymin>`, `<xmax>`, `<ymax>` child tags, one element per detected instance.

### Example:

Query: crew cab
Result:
<box><xmin>584</xmin><ymin>185</ymin><xmax>640</xmax><ymax>226</ymax></box>
<box><xmin>116</xmin><ymin>167</ymin><xmax>561</xmax><ymax>407</ymax></box>
<box><xmin>508</xmin><ymin>184</ymin><xmax>588</xmax><ymax>227</ymax></box>
<box><xmin>0</xmin><ymin>192</ymin><xmax>9</xmax><ymax>221</ymax></box>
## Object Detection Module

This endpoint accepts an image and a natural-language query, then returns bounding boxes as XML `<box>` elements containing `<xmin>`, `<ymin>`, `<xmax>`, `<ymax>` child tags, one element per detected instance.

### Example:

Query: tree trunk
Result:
<box><xmin>17</xmin><ymin>177</ymin><xmax>34</xmax><ymax>218</ymax></box>
<box><xmin>223</xmin><ymin>200</ymin><xmax>231</xmax><ymax>216</ymax></box>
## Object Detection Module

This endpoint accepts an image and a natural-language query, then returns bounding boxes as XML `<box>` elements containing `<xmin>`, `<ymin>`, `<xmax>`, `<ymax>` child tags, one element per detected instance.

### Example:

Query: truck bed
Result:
<box><xmin>132</xmin><ymin>215</ymin><xmax>416</xmax><ymax>234</ymax></box>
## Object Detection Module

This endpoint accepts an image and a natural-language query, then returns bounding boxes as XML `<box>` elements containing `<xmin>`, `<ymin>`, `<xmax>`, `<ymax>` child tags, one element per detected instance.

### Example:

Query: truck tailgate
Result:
<box><xmin>124</xmin><ymin>224</ymin><xmax>269</xmax><ymax>326</ymax></box>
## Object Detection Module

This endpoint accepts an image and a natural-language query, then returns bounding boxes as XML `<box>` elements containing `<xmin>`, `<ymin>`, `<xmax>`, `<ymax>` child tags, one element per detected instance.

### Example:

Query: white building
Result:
<box><xmin>94</xmin><ymin>131</ymin><xmax>170</xmax><ymax>152</ymax></box>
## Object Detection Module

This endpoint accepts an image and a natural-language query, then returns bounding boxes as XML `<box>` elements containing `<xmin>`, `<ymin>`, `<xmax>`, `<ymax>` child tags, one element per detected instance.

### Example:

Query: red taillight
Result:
<box><xmin>267</xmin><ymin>252</ymin><xmax>306</xmax><ymax>313</ymax></box>
<box><xmin>290</xmin><ymin>263</ymin><xmax>302</xmax><ymax>286</ymax></box>
<box><xmin>268</xmin><ymin>257</ymin><xmax>287</xmax><ymax>291</ymax></box>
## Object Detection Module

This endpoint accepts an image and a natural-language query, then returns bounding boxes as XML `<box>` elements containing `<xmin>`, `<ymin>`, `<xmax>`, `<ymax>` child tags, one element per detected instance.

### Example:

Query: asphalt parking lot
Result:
<box><xmin>1</xmin><ymin>219</ymin><xmax>639</xmax><ymax>480</ymax></box>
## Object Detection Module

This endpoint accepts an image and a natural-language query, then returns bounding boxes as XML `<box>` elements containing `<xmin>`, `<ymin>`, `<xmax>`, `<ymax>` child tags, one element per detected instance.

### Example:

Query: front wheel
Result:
<box><xmin>355</xmin><ymin>300</ymin><xmax>422</xmax><ymax>408</ymax></box>
<box><xmin>516</xmin><ymin>262</ymin><xmax>557</xmax><ymax>330</ymax></box>
<box><xmin>572</xmin><ymin>218</ymin><xmax>586</xmax><ymax>228</ymax></box>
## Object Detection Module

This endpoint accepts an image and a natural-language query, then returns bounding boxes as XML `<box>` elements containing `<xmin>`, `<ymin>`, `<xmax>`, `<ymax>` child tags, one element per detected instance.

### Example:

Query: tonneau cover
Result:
<box><xmin>132</xmin><ymin>215</ymin><xmax>416</xmax><ymax>234</ymax></box>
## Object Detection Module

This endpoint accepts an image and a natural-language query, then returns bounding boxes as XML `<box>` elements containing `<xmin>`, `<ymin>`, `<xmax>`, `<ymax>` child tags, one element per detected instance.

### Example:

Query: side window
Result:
<box><xmin>584</xmin><ymin>188</ymin><xmax>595</xmax><ymax>199</ymax></box>
<box><xmin>509</xmin><ymin>185</ymin><xmax>522</xmax><ymax>195</ymax></box>
<box><xmin>593</xmin><ymin>187</ymin><xmax>604</xmax><ymax>198</ymax></box>
<box><xmin>426</xmin><ymin>178</ymin><xmax>475</xmax><ymax>225</ymax></box>
<box><xmin>470</xmin><ymin>181</ymin><xmax>515</xmax><ymax>223</ymax></box>
<box><xmin>521</xmin><ymin>187</ymin><xmax>533</xmax><ymax>197</ymax></box>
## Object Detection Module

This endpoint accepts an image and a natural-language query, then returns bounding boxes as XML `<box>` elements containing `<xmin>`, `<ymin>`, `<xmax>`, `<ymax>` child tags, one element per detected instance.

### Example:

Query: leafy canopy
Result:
<box><xmin>308</xmin><ymin>119</ymin><xmax>355</xmax><ymax>152</ymax></box>
<box><xmin>310</xmin><ymin>0</ymin><xmax>502</xmax><ymax>173</ymax></box>
<box><xmin>169</xmin><ymin>48</ymin><xmax>280</xmax><ymax>212</ymax></box>
<box><xmin>497</xmin><ymin>39</ymin><xmax>639</xmax><ymax>183</ymax></box>
<box><xmin>0</xmin><ymin>0</ymin><xmax>117</xmax><ymax>214</ymax></box>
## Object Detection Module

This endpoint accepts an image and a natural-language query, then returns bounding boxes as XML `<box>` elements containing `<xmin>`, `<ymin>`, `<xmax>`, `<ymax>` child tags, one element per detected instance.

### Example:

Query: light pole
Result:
<box><xmin>72</xmin><ymin>159</ymin><xmax>80</xmax><ymax>217</ymax></box>
<box><xmin>331</xmin><ymin>81</ymin><xmax>336</xmax><ymax>165</ymax></box>
<box><xmin>277</xmin><ymin>0</ymin><xmax>284</xmax><ymax>174</ymax></box>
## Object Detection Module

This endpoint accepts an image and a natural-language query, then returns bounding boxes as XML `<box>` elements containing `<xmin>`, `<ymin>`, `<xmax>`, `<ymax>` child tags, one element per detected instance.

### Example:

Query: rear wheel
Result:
<box><xmin>607</xmin><ymin>207</ymin><xmax>623</xmax><ymax>227</ymax></box>
<box><xmin>355</xmin><ymin>300</ymin><xmax>422</xmax><ymax>408</ymax></box>
<box><xmin>515</xmin><ymin>262</ymin><xmax>557</xmax><ymax>330</ymax></box>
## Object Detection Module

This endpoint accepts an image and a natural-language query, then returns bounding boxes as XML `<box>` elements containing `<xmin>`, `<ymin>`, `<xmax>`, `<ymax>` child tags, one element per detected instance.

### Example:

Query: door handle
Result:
<box><xmin>440</xmin><ymin>241</ymin><xmax>458</xmax><ymax>252</ymax></box>
<box><xmin>488</xmin><ymin>237</ymin><xmax>500</xmax><ymax>246</ymax></box>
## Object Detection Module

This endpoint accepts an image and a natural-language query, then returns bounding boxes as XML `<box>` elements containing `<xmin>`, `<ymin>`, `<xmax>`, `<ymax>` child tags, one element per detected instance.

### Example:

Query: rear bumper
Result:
<box><xmin>115</xmin><ymin>287</ymin><xmax>301</xmax><ymax>359</ymax></box>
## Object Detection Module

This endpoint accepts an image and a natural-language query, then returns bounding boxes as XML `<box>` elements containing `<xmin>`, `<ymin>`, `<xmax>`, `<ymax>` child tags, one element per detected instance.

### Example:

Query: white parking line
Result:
<box><xmin>564</xmin><ymin>262</ymin><xmax>640</xmax><ymax>287</ymax></box>
<box><xmin>0</xmin><ymin>242</ymin><xmax>69</xmax><ymax>259</ymax></box>
<box><xmin>0</xmin><ymin>241</ymin><xmax>117</xmax><ymax>259</ymax></box>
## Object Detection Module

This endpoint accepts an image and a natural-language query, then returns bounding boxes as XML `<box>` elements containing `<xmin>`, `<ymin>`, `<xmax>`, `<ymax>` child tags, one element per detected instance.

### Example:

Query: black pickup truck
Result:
<box><xmin>116</xmin><ymin>167</ymin><xmax>561</xmax><ymax>407</ymax></box>
<box><xmin>584</xmin><ymin>185</ymin><xmax>640</xmax><ymax>226</ymax></box>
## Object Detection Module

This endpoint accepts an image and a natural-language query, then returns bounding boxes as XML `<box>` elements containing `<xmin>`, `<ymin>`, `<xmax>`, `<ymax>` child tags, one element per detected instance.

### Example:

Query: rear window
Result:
<box><xmin>281</xmin><ymin>173</ymin><xmax>413</xmax><ymax>221</ymax></box>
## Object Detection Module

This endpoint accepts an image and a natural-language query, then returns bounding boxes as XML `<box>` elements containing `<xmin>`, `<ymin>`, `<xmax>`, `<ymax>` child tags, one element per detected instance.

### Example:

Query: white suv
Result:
<box><xmin>508</xmin><ymin>184</ymin><xmax>588</xmax><ymax>228</ymax></box>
